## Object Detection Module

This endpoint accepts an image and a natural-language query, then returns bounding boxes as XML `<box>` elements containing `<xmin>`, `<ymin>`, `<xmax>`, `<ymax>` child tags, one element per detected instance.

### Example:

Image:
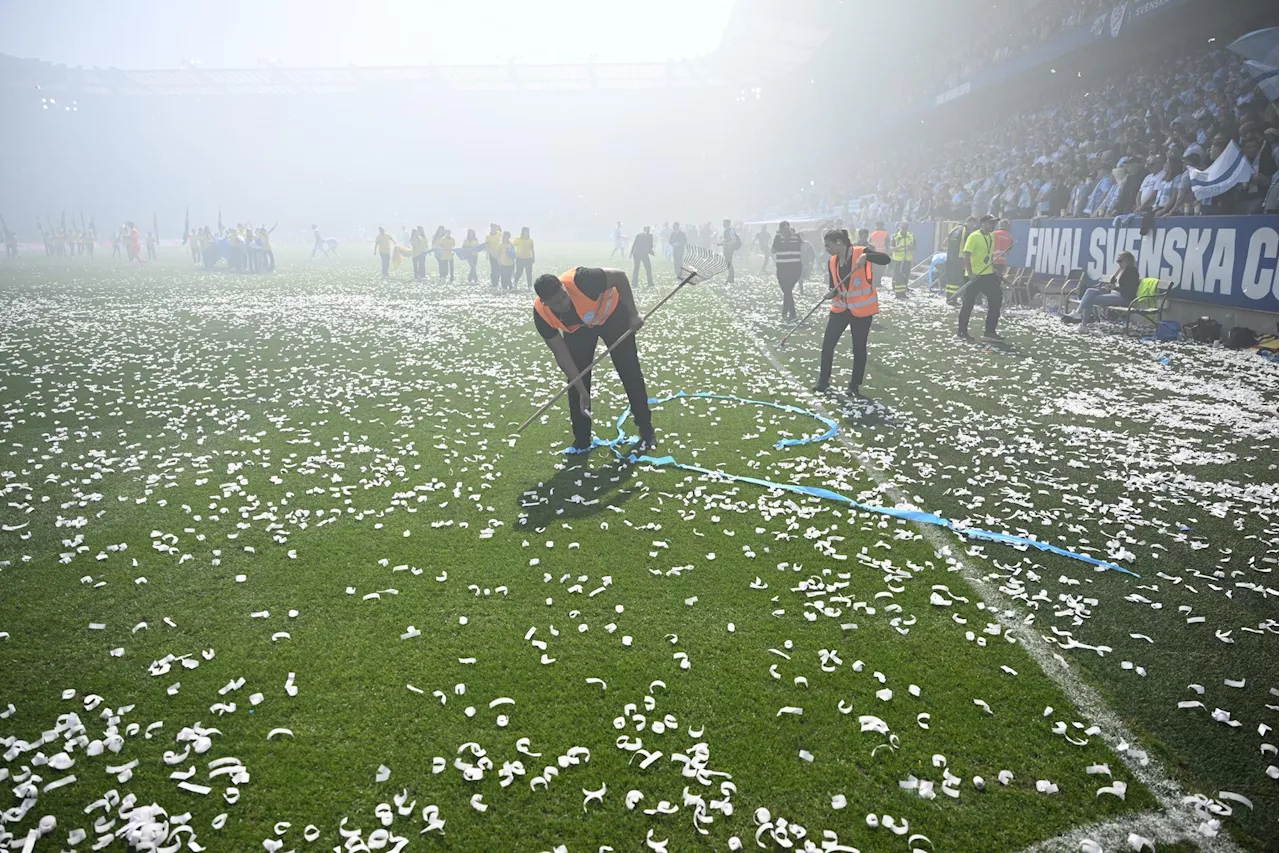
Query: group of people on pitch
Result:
<box><xmin>533</xmin><ymin>219</ymin><xmax>1016</xmax><ymax>452</ymax></box>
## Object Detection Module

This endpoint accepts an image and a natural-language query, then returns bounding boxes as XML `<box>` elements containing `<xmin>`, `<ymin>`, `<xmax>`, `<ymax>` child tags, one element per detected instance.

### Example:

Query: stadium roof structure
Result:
<box><xmin>0</xmin><ymin>0</ymin><xmax>832</xmax><ymax>96</ymax></box>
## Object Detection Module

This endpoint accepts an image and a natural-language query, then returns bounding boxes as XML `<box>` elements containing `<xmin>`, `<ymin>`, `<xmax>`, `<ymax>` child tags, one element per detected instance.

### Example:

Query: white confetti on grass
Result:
<box><xmin>1</xmin><ymin>259</ymin><xmax>1272</xmax><ymax>851</ymax></box>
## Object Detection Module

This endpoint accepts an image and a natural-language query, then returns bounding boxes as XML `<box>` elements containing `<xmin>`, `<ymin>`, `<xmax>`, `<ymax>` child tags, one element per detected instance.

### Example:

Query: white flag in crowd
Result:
<box><xmin>1186</xmin><ymin>140</ymin><xmax>1254</xmax><ymax>202</ymax></box>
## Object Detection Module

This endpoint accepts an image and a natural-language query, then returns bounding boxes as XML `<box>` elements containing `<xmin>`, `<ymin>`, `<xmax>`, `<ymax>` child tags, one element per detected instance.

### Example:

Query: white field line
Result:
<box><xmin>738</xmin><ymin>322</ymin><xmax>1242</xmax><ymax>853</ymax></box>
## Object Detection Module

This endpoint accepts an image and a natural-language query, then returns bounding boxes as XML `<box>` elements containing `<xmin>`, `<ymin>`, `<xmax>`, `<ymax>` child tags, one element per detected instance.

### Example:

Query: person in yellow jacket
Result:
<box><xmin>410</xmin><ymin>227</ymin><xmax>428</xmax><ymax>281</ymax></box>
<box><xmin>485</xmin><ymin>223</ymin><xmax>502</xmax><ymax>288</ymax></box>
<box><xmin>497</xmin><ymin>230</ymin><xmax>517</xmax><ymax>290</ymax></box>
<box><xmin>438</xmin><ymin>228</ymin><xmax>456</xmax><ymax>283</ymax></box>
<box><xmin>462</xmin><ymin>229</ymin><xmax>480</xmax><ymax>284</ymax></box>
<box><xmin>958</xmin><ymin>214</ymin><xmax>1004</xmax><ymax>342</ymax></box>
<box><xmin>513</xmin><ymin>226</ymin><xmax>536</xmax><ymax>289</ymax></box>
<box><xmin>812</xmin><ymin>229</ymin><xmax>891</xmax><ymax>398</ymax></box>
<box><xmin>374</xmin><ymin>227</ymin><xmax>395</xmax><ymax>279</ymax></box>
<box><xmin>889</xmin><ymin>221</ymin><xmax>915</xmax><ymax>298</ymax></box>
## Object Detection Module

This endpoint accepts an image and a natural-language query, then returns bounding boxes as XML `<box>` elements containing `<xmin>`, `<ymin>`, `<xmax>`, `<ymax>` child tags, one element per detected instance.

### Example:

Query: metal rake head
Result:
<box><xmin>679</xmin><ymin>245</ymin><xmax>730</xmax><ymax>284</ymax></box>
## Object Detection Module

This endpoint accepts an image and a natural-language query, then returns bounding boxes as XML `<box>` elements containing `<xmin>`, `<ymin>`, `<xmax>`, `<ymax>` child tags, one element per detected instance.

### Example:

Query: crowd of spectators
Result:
<box><xmin>780</xmin><ymin>46</ymin><xmax>1278</xmax><ymax>225</ymax></box>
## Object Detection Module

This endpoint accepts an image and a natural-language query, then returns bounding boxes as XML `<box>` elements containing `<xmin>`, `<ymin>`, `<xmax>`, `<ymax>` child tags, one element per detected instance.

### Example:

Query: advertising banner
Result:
<box><xmin>1008</xmin><ymin>216</ymin><xmax>1278</xmax><ymax>312</ymax></box>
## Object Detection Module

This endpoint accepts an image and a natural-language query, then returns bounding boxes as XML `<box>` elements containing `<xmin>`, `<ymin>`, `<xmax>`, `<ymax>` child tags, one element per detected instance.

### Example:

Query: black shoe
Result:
<box><xmin>957</xmin><ymin>331</ymin><xmax>972</xmax><ymax>341</ymax></box>
<box><xmin>982</xmin><ymin>331</ymin><xmax>1005</xmax><ymax>342</ymax></box>
<box><xmin>571</xmin><ymin>439</ymin><xmax>592</xmax><ymax>452</ymax></box>
<box><xmin>846</xmin><ymin>385</ymin><xmax>861</xmax><ymax>398</ymax></box>
<box><xmin>811</xmin><ymin>382</ymin><xmax>830</xmax><ymax>393</ymax></box>
<box><xmin>635</xmin><ymin>432</ymin><xmax>657</xmax><ymax>453</ymax></box>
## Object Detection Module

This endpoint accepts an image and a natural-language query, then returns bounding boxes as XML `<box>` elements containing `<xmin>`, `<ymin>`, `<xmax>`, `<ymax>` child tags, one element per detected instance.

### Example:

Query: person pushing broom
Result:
<box><xmin>533</xmin><ymin>267</ymin><xmax>658</xmax><ymax>453</ymax></box>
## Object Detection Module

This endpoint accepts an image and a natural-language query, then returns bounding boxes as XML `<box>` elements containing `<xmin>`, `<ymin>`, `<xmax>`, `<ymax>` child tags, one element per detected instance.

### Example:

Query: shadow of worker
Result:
<box><xmin>516</xmin><ymin>449</ymin><xmax>639</xmax><ymax>531</ymax></box>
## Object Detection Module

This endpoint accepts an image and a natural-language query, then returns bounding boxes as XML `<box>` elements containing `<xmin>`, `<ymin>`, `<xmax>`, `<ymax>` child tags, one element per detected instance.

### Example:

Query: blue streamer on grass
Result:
<box><xmin>562</xmin><ymin>391</ymin><xmax>1138</xmax><ymax>578</ymax></box>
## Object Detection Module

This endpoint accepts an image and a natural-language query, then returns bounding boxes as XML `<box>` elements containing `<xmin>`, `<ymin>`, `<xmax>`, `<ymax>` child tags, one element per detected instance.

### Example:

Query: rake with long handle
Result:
<box><xmin>514</xmin><ymin>248</ymin><xmax>728</xmax><ymax>435</ymax></box>
<box><xmin>946</xmin><ymin>267</ymin><xmax>1004</xmax><ymax>307</ymax></box>
<box><xmin>777</xmin><ymin>266</ymin><xmax>857</xmax><ymax>347</ymax></box>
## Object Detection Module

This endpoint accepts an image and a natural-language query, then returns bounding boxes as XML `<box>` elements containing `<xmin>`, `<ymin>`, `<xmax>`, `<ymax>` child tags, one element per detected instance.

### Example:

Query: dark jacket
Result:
<box><xmin>630</xmin><ymin>232</ymin><xmax>654</xmax><ymax>257</ymax></box>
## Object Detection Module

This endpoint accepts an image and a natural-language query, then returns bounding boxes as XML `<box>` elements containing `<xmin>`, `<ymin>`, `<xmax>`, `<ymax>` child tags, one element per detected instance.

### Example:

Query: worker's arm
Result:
<box><xmin>962</xmin><ymin>250</ymin><xmax>973</xmax><ymax>279</ymax></box>
<box><xmin>543</xmin><ymin>334</ymin><xmax>590</xmax><ymax>415</ymax></box>
<box><xmin>604</xmin><ymin>269</ymin><xmax>643</xmax><ymax>332</ymax></box>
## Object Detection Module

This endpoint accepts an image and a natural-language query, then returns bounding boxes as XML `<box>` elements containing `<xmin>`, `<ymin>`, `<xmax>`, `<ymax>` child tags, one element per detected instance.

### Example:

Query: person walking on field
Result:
<box><xmin>811</xmin><ymin>229</ymin><xmax>891</xmax><ymax>398</ymax></box>
<box><xmin>889</xmin><ymin>221</ymin><xmax>915</xmax><ymax>298</ymax></box>
<box><xmin>411</xmin><ymin>227</ymin><xmax>428</xmax><ymax>281</ymax></box>
<box><xmin>462</xmin><ymin>229</ymin><xmax>481</xmax><ymax>284</ymax></box>
<box><xmin>374</xmin><ymin>227</ymin><xmax>394</xmax><ymax>280</ymax></box>
<box><xmin>485</xmin><ymin>223</ymin><xmax>502</xmax><ymax>287</ymax></box>
<box><xmin>772</xmin><ymin>221</ymin><xmax>803</xmax><ymax>321</ymax></box>
<box><xmin>630</xmin><ymin>226</ymin><xmax>655</xmax><ymax>289</ymax></box>
<box><xmin>498</xmin><ymin>230</ymin><xmax>517</xmax><ymax>290</ymax></box>
<box><xmin>755</xmin><ymin>225</ymin><xmax>771</xmax><ymax>272</ymax></box>
<box><xmin>610</xmin><ymin>221</ymin><xmax>626</xmax><ymax>261</ymax></box>
<box><xmin>958</xmin><ymin>214</ymin><xmax>1004</xmax><ymax>341</ymax></box>
<box><xmin>514</xmin><ymin>227</ymin><xmax>536</xmax><ymax>289</ymax></box>
<box><xmin>311</xmin><ymin>224</ymin><xmax>329</xmax><ymax>259</ymax></box>
<box><xmin>533</xmin><ymin>267</ymin><xmax>656</xmax><ymax>453</ymax></box>
<box><xmin>944</xmin><ymin>217</ymin><xmax>976</xmax><ymax>302</ymax></box>
<box><xmin>438</xmin><ymin>229</ymin><xmax>456</xmax><ymax>283</ymax></box>
<box><xmin>127</xmin><ymin>222</ymin><xmax>145</xmax><ymax>265</ymax></box>
<box><xmin>719</xmin><ymin>218</ymin><xmax>739</xmax><ymax>285</ymax></box>
<box><xmin>668</xmin><ymin>222</ymin><xmax>688</xmax><ymax>277</ymax></box>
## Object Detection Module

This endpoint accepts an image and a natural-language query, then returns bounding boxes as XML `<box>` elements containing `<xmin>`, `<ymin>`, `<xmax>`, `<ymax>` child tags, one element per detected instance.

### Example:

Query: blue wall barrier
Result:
<box><xmin>1005</xmin><ymin>215</ymin><xmax>1278</xmax><ymax>313</ymax></box>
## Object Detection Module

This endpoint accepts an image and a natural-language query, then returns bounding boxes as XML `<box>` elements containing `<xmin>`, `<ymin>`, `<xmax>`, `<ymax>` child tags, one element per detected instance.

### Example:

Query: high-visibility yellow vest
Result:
<box><xmin>890</xmin><ymin>231</ymin><xmax>915</xmax><ymax>262</ymax></box>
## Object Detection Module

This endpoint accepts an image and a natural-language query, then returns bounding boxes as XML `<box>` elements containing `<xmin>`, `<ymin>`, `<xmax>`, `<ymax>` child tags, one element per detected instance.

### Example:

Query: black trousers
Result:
<box><xmin>439</xmin><ymin>258</ymin><xmax>454</xmax><ymax>281</ymax></box>
<box><xmin>412</xmin><ymin>254</ymin><xmax>425</xmax><ymax>279</ymax></box>
<box><xmin>817</xmin><ymin>311</ymin><xmax>873</xmax><ymax>390</ymax></box>
<box><xmin>672</xmin><ymin>250</ymin><xmax>684</xmax><ymax>277</ymax></box>
<box><xmin>632</xmin><ymin>255</ymin><xmax>653</xmax><ymax>288</ymax></box>
<box><xmin>380</xmin><ymin>253</ymin><xmax>391</xmax><ymax>279</ymax></box>
<box><xmin>488</xmin><ymin>254</ymin><xmax>499</xmax><ymax>286</ymax></box>
<box><xmin>515</xmin><ymin>257</ymin><xmax>534</xmax><ymax>288</ymax></box>
<box><xmin>724</xmin><ymin>248</ymin><xmax>735</xmax><ymax>284</ymax></box>
<box><xmin>564</xmin><ymin>320</ymin><xmax>653</xmax><ymax>447</ymax></box>
<box><xmin>958</xmin><ymin>273</ymin><xmax>1002</xmax><ymax>336</ymax></box>
<box><xmin>499</xmin><ymin>264</ymin><xmax>514</xmax><ymax>289</ymax></box>
<box><xmin>466</xmin><ymin>256</ymin><xmax>478</xmax><ymax>282</ymax></box>
<box><xmin>776</xmin><ymin>265</ymin><xmax>801</xmax><ymax>320</ymax></box>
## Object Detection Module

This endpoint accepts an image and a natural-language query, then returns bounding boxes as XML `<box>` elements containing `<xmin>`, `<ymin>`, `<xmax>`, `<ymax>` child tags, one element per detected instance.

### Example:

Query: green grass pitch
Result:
<box><xmin>0</xmin><ymin>245</ymin><xmax>1275</xmax><ymax>852</ymax></box>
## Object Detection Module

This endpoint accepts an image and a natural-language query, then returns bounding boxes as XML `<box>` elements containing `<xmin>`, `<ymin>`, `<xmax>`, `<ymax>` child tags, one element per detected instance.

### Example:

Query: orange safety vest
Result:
<box><xmin>869</xmin><ymin>230</ymin><xmax>889</xmax><ymax>253</ymax></box>
<box><xmin>533</xmin><ymin>268</ymin><xmax>620</xmax><ymax>334</ymax></box>
<box><xmin>993</xmin><ymin>229</ymin><xmax>1012</xmax><ymax>265</ymax></box>
<box><xmin>828</xmin><ymin>247</ymin><xmax>878</xmax><ymax>317</ymax></box>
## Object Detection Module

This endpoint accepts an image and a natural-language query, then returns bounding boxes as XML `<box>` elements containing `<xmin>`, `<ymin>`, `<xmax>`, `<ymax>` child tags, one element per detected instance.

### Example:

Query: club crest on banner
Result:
<box><xmin>1110</xmin><ymin>2</ymin><xmax>1128</xmax><ymax>38</ymax></box>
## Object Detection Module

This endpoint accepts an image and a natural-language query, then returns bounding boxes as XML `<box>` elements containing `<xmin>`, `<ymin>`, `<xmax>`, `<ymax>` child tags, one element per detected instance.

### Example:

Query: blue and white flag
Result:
<box><xmin>1186</xmin><ymin>140</ymin><xmax>1254</xmax><ymax>202</ymax></box>
<box><xmin>1227</xmin><ymin>28</ymin><xmax>1278</xmax><ymax>66</ymax></box>
<box><xmin>1243</xmin><ymin>60</ymin><xmax>1278</xmax><ymax>102</ymax></box>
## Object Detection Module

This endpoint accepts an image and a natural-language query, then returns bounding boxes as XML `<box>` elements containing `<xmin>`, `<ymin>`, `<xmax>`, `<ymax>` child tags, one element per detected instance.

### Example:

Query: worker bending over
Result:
<box><xmin>533</xmin><ymin>268</ymin><xmax>657</xmax><ymax>453</ymax></box>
